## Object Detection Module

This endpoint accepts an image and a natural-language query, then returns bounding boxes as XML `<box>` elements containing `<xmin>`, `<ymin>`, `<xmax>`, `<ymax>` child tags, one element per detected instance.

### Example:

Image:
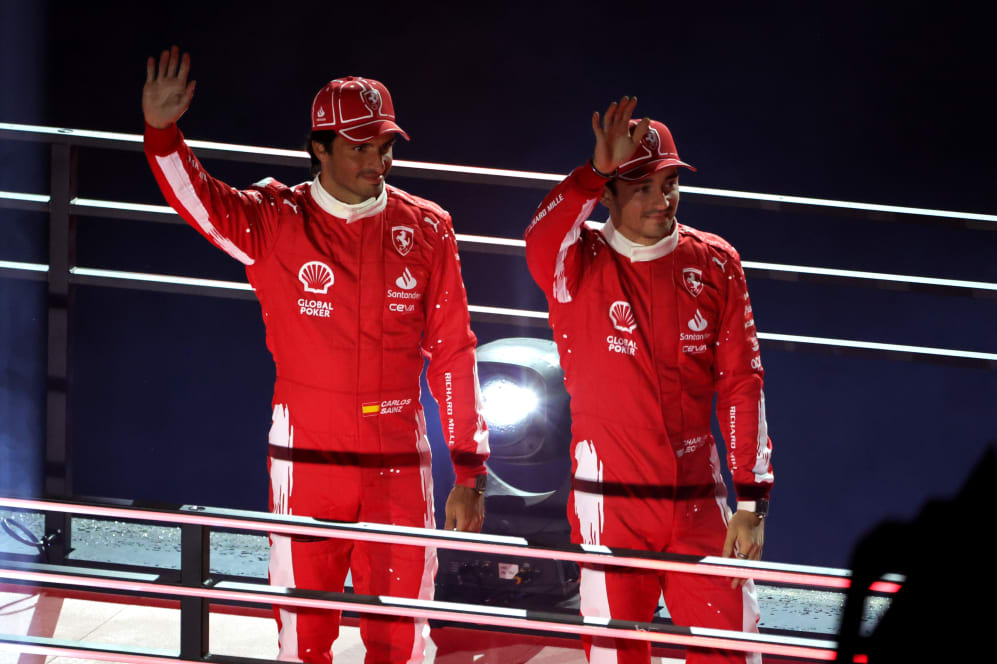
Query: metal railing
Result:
<box><xmin>2</xmin><ymin>496</ymin><xmax>896</xmax><ymax>662</ymax></box>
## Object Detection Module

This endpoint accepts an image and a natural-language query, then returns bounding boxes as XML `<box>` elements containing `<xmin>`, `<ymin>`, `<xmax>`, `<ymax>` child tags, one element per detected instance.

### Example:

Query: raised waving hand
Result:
<box><xmin>591</xmin><ymin>96</ymin><xmax>650</xmax><ymax>176</ymax></box>
<box><xmin>142</xmin><ymin>45</ymin><xmax>196</xmax><ymax>129</ymax></box>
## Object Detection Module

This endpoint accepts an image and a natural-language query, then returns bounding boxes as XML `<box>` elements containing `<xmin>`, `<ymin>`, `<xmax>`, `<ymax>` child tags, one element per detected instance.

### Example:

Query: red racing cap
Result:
<box><xmin>617</xmin><ymin>119</ymin><xmax>696</xmax><ymax>181</ymax></box>
<box><xmin>310</xmin><ymin>76</ymin><xmax>411</xmax><ymax>144</ymax></box>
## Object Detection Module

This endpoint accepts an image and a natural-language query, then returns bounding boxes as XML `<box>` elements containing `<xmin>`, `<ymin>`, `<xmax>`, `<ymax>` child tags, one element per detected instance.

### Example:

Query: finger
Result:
<box><xmin>444</xmin><ymin>510</ymin><xmax>455</xmax><ymax>530</ymax></box>
<box><xmin>613</xmin><ymin>96</ymin><xmax>633</xmax><ymax>129</ymax></box>
<box><xmin>592</xmin><ymin>111</ymin><xmax>602</xmax><ymax>136</ymax></box>
<box><xmin>721</xmin><ymin>528</ymin><xmax>736</xmax><ymax>558</ymax></box>
<box><xmin>157</xmin><ymin>49</ymin><xmax>170</xmax><ymax>80</ymax></box>
<box><xmin>177</xmin><ymin>52</ymin><xmax>191</xmax><ymax>84</ymax></box>
<box><xmin>181</xmin><ymin>80</ymin><xmax>196</xmax><ymax>109</ymax></box>
<box><xmin>631</xmin><ymin>117</ymin><xmax>651</xmax><ymax>145</ymax></box>
<box><xmin>168</xmin><ymin>45</ymin><xmax>180</xmax><ymax>78</ymax></box>
<box><xmin>146</xmin><ymin>56</ymin><xmax>155</xmax><ymax>84</ymax></box>
<box><xmin>603</xmin><ymin>101</ymin><xmax>618</xmax><ymax>129</ymax></box>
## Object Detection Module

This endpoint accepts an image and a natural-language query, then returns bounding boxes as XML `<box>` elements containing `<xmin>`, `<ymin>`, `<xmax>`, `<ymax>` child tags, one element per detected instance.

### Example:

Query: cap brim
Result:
<box><xmin>617</xmin><ymin>158</ymin><xmax>696</xmax><ymax>181</ymax></box>
<box><xmin>336</xmin><ymin>120</ymin><xmax>411</xmax><ymax>144</ymax></box>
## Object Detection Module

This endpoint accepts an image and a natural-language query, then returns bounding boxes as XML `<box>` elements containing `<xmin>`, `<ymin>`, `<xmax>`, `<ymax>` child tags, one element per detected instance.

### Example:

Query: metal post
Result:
<box><xmin>180</xmin><ymin>522</ymin><xmax>210</xmax><ymax>660</ymax></box>
<box><xmin>43</xmin><ymin>141</ymin><xmax>77</xmax><ymax>563</ymax></box>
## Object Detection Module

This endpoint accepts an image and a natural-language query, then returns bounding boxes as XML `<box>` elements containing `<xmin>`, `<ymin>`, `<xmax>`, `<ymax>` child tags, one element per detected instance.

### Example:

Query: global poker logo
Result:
<box><xmin>298</xmin><ymin>261</ymin><xmax>334</xmax><ymax>294</ymax></box>
<box><xmin>297</xmin><ymin>261</ymin><xmax>334</xmax><ymax>318</ymax></box>
<box><xmin>607</xmin><ymin>300</ymin><xmax>638</xmax><ymax>357</ymax></box>
<box><xmin>609</xmin><ymin>300</ymin><xmax>636</xmax><ymax>334</ymax></box>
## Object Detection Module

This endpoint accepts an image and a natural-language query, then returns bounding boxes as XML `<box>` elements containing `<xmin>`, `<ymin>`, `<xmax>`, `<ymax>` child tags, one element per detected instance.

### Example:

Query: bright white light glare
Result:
<box><xmin>70</xmin><ymin>266</ymin><xmax>253</xmax><ymax>292</ymax></box>
<box><xmin>71</xmin><ymin>198</ymin><xmax>175</xmax><ymax>215</ymax></box>
<box><xmin>481</xmin><ymin>379</ymin><xmax>539</xmax><ymax>427</ymax></box>
<box><xmin>468</xmin><ymin>304</ymin><xmax>549</xmax><ymax>320</ymax></box>
<box><xmin>0</xmin><ymin>191</ymin><xmax>49</xmax><ymax>204</ymax></box>
<box><xmin>0</xmin><ymin>260</ymin><xmax>48</xmax><ymax>272</ymax></box>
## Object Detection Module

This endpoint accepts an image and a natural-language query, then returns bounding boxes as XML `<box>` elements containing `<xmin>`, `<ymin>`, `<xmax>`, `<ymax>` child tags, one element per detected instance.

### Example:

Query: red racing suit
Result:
<box><xmin>525</xmin><ymin>164</ymin><xmax>773</xmax><ymax>664</ymax></box>
<box><xmin>145</xmin><ymin>124</ymin><xmax>489</xmax><ymax>664</ymax></box>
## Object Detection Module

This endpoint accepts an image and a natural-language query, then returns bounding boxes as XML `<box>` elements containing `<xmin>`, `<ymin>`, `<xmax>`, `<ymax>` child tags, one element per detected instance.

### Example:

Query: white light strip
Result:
<box><xmin>681</xmin><ymin>184</ymin><xmax>997</xmax><ymax>223</ymax></box>
<box><xmin>184</xmin><ymin>139</ymin><xmax>305</xmax><ymax>159</ymax></box>
<box><xmin>393</xmin><ymin>158</ymin><xmax>564</xmax><ymax>183</ymax></box>
<box><xmin>0</xmin><ymin>191</ymin><xmax>49</xmax><ymax>204</ymax></box>
<box><xmin>743</xmin><ymin>260</ymin><xmax>997</xmax><ymax>292</ymax></box>
<box><xmin>758</xmin><ymin>332</ymin><xmax>997</xmax><ymax>362</ymax></box>
<box><xmin>0</xmin><ymin>260</ymin><xmax>48</xmax><ymax>273</ymax></box>
<box><xmin>71</xmin><ymin>197</ymin><xmax>175</xmax><ymax>215</ymax></box>
<box><xmin>0</xmin><ymin>122</ymin><xmax>144</xmax><ymax>144</ymax></box>
<box><xmin>3</xmin><ymin>122</ymin><xmax>994</xmax><ymax>223</ymax></box>
<box><xmin>456</xmin><ymin>233</ymin><xmax>526</xmax><ymax>248</ymax></box>
<box><xmin>468</xmin><ymin>304</ymin><xmax>549</xmax><ymax>320</ymax></box>
<box><xmin>69</xmin><ymin>267</ymin><xmax>253</xmax><ymax>292</ymax></box>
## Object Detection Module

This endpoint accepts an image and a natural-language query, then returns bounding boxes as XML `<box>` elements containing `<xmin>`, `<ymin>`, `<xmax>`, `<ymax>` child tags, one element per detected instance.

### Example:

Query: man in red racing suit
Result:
<box><xmin>525</xmin><ymin>97</ymin><xmax>773</xmax><ymax>664</ymax></box>
<box><xmin>142</xmin><ymin>47</ymin><xmax>489</xmax><ymax>664</ymax></box>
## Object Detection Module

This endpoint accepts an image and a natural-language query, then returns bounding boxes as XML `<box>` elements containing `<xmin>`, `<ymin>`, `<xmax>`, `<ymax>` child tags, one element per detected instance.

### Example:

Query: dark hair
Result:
<box><xmin>305</xmin><ymin>130</ymin><xmax>337</xmax><ymax>177</ymax></box>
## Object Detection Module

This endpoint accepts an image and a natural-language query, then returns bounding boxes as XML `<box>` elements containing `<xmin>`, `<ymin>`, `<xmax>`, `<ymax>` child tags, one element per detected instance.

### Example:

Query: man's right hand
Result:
<box><xmin>143</xmin><ymin>45</ymin><xmax>196</xmax><ymax>129</ymax></box>
<box><xmin>591</xmin><ymin>96</ymin><xmax>650</xmax><ymax>176</ymax></box>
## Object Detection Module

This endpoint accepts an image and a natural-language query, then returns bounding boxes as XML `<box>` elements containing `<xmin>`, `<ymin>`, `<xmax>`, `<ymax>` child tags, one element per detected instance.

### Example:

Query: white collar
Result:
<box><xmin>601</xmin><ymin>218</ymin><xmax>679</xmax><ymax>262</ymax></box>
<box><xmin>309</xmin><ymin>176</ymin><xmax>387</xmax><ymax>222</ymax></box>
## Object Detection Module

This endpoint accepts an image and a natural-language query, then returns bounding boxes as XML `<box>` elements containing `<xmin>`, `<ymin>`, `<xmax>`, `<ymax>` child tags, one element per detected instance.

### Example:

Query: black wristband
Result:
<box><xmin>590</xmin><ymin>160</ymin><xmax>616</xmax><ymax>179</ymax></box>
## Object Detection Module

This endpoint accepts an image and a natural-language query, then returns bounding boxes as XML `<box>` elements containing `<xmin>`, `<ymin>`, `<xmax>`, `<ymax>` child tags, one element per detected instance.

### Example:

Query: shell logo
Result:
<box><xmin>298</xmin><ymin>261</ymin><xmax>334</xmax><ymax>294</ymax></box>
<box><xmin>609</xmin><ymin>300</ymin><xmax>637</xmax><ymax>334</ymax></box>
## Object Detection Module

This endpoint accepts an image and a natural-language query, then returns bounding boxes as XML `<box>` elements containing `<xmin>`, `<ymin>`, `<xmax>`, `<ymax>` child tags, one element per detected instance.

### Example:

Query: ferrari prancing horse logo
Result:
<box><xmin>392</xmin><ymin>226</ymin><xmax>415</xmax><ymax>256</ymax></box>
<box><xmin>682</xmin><ymin>267</ymin><xmax>704</xmax><ymax>297</ymax></box>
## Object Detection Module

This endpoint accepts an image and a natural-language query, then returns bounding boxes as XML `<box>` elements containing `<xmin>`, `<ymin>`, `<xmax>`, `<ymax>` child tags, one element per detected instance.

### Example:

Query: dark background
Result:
<box><xmin>2</xmin><ymin>0</ymin><xmax>995</xmax><ymax>569</ymax></box>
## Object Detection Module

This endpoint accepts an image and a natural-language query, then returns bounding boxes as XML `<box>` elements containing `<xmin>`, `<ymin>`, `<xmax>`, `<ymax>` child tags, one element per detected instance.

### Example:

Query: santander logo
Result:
<box><xmin>688</xmin><ymin>309</ymin><xmax>709</xmax><ymax>332</ymax></box>
<box><xmin>395</xmin><ymin>268</ymin><xmax>417</xmax><ymax>290</ymax></box>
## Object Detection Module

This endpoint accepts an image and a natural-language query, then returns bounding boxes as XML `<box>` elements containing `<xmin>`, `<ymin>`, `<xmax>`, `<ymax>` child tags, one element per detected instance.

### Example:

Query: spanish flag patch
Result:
<box><xmin>361</xmin><ymin>402</ymin><xmax>381</xmax><ymax>417</ymax></box>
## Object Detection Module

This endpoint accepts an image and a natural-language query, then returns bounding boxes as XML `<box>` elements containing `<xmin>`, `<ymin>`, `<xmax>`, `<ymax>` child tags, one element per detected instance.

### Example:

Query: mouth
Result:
<box><xmin>359</xmin><ymin>172</ymin><xmax>384</xmax><ymax>185</ymax></box>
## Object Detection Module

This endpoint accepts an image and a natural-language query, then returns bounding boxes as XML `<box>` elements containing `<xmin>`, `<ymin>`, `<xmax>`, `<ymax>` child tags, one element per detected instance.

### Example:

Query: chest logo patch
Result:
<box><xmin>682</xmin><ymin>267</ymin><xmax>704</xmax><ymax>297</ymax></box>
<box><xmin>392</xmin><ymin>226</ymin><xmax>415</xmax><ymax>256</ymax></box>
<box><xmin>298</xmin><ymin>261</ymin><xmax>334</xmax><ymax>294</ymax></box>
<box><xmin>609</xmin><ymin>300</ymin><xmax>637</xmax><ymax>334</ymax></box>
<box><xmin>396</xmin><ymin>267</ymin><xmax>417</xmax><ymax>290</ymax></box>
<box><xmin>688</xmin><ymin>309</ymin><xmax>709</xmax><ymax>332</ymax></box>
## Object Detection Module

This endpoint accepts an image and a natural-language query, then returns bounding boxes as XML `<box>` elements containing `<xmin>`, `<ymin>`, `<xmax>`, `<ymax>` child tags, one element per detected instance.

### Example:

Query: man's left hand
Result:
<box><xmin>722</xmin><ymin>510</ymin><xmax>765</xmax><ymax>588</ymax></box>
<box><xmin>444</xmin><ymin>485</ymin><xmax>485</xmax><ymax>532</ymax></box>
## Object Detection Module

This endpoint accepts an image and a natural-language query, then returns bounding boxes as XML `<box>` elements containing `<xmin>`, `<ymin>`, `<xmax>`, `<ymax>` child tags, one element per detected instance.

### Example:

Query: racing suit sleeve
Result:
<box><xmin>524</xmin><ymin>163</ymin><xmax>609</xmax><ymax>303</ymax></box>
<box><xmin>422</xmin><ymin>213</ymin><xmax>489</xmax><ymax>486</ymax></box>
<box><xmin>714</xmin><ymin>253</ymin><xmax>774</xmax><ymax>502</ymax></box>
<box><xmin>144</xmin><ymin>123</ymin><xmax>280</xmax><ymax>265</ymax></box>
